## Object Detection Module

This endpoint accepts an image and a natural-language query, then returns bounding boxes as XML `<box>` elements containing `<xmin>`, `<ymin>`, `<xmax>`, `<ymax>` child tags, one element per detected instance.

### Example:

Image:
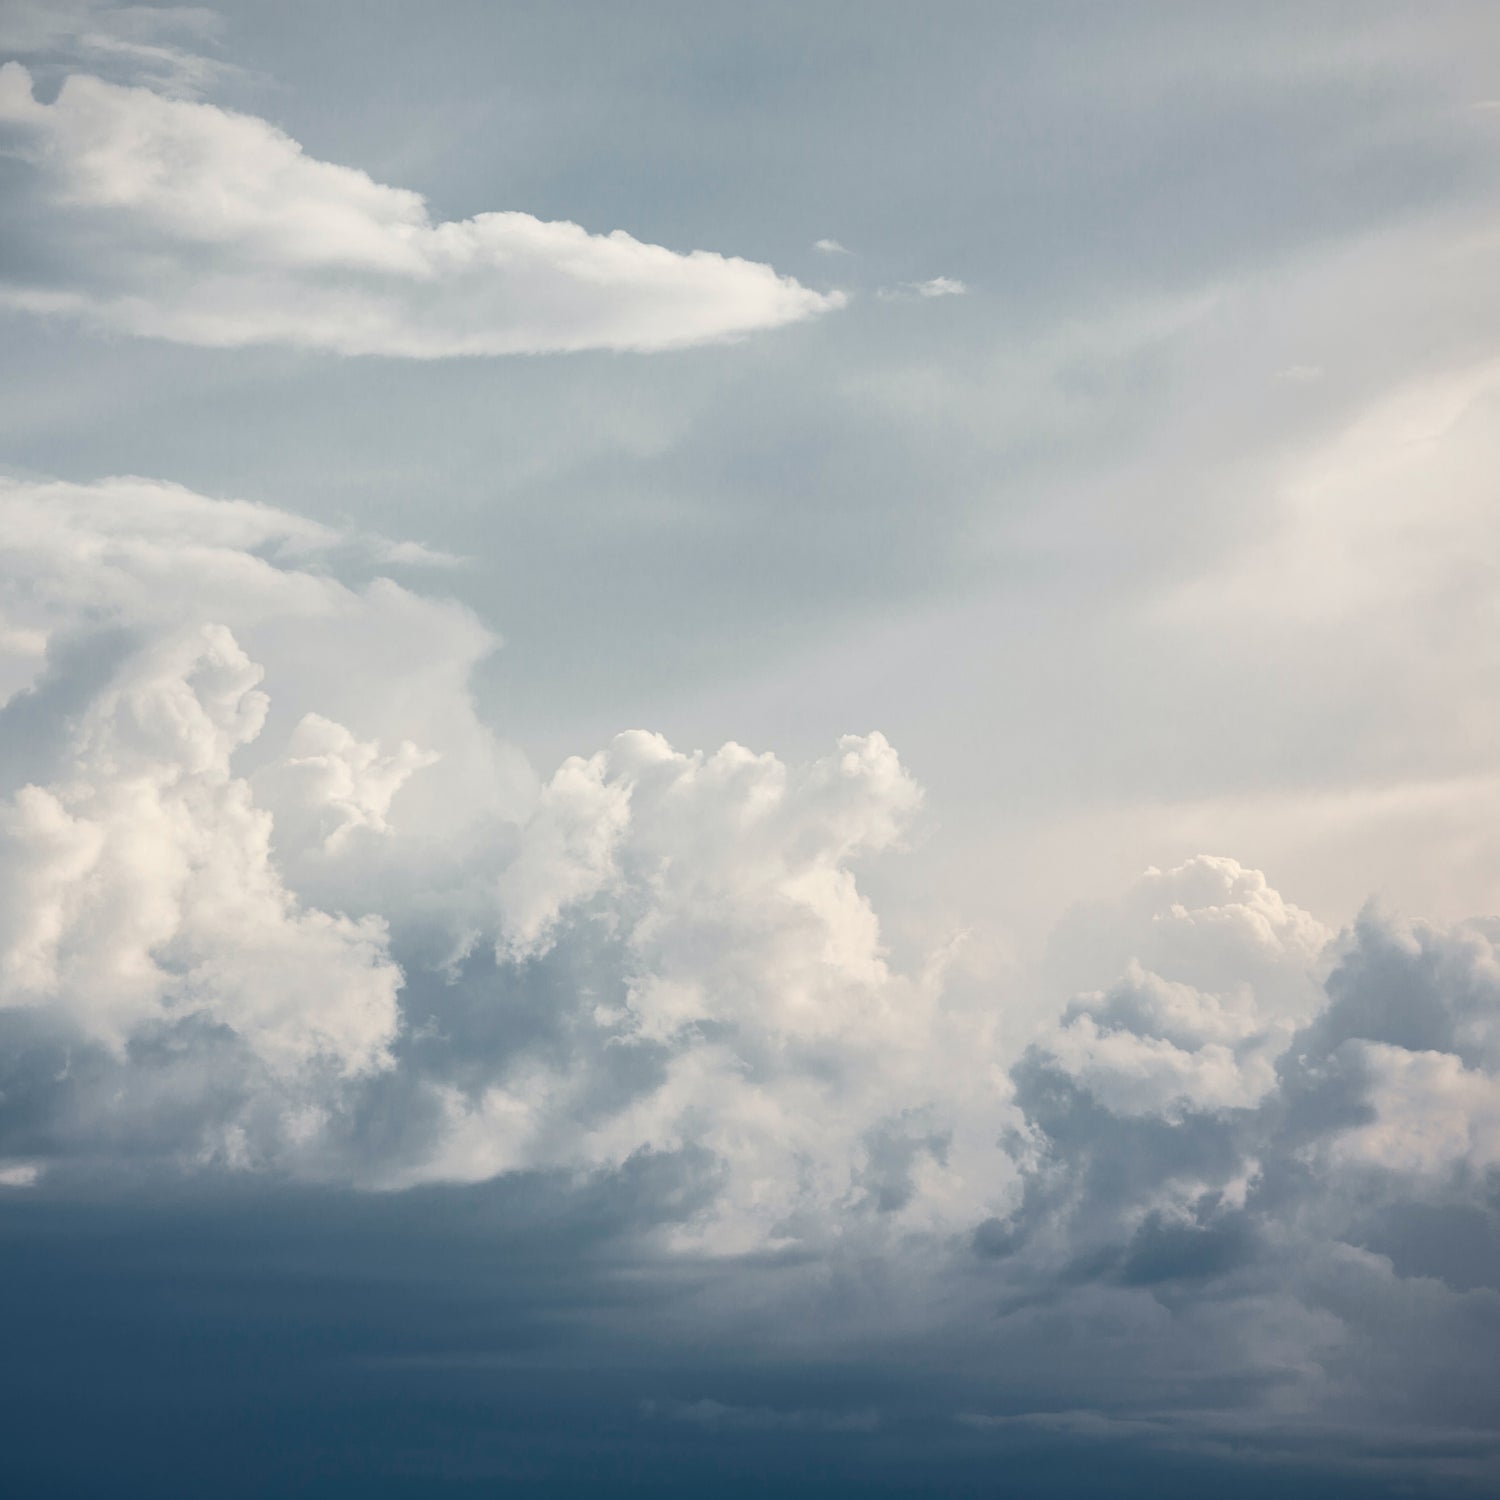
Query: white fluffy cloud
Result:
<box><xmin>0</xmin><ymin>62</ymin><xmax>842</xmax><ymax>355</ymax></box>
<box><xmin>1031</xmin><ymin>857</ymin><xmax>1332</xmax><ymax>1119</ymax></box>
<box><xmin>0</xmin><ymin>475</ymin><xmax>526</xmax><ymax>1154</ymax></box>
<box><xmin>0</xmin><ymin>474</ymin><xmax>532</xmax><ymax>831</ymax></box>
<box><xmin>0</xmin><ymin>621</ymin><xmax>403</xmax><ymax>1076</ymax></box>
<box><xmin>5</xmin><ymin>470</ymin><xmax>1500</xmax><ymax>1468</ymax></box>
<box><xmin>1330</xmin><ymin>1042</ymin><xmax>1500</xmax><ymax>1176</ymax></box>
<box><xmin>0</xmin><ymin>473</ymin><xmax>991</xmax><ymax>1243</ymax></box>
<box><xmin>6</xmin><ymin>470</ymin><xmax>1500</xmax><ymax>1324</ymax></box>
<box><xmin>423</xmin><ymin>727</ymin><xmax>959</xmax><ymax>1249</ymax></box>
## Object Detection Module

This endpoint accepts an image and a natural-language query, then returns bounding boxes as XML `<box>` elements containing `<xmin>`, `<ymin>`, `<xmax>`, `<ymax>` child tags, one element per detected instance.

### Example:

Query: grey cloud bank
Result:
<box><xmin>4</xmin><ymin>4</ymin><xmax>1500</xmax><ymax>1496</ymax></box>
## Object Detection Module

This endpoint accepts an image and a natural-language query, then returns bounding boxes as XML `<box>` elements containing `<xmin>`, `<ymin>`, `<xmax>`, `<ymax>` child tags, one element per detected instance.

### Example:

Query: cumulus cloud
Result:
<box><xmin>0</xmin><ymin>63</ymin><xmax>843</xmax><ymax>355</ymax></box>
<box><xmin>959</xmin><ymin>882</ymin><xmax>1500</xmax><ymax>1478</ymax></box>
<box><xmin>0</xmin><ymin>474</ymin><xmax>532</xmax><ymax>1167</ymax></box>
<box><xmin>1330</xmin><ymin>1043</ymin><xmax>1500</xmax><ymax>1175</ymax></box>
<box><xmin>0</xmin><ymin>473</ymin><xmax>989</xmax><ymax>1246</ymax></box>
<box><xmin>0</xmin><ymin>474</ymin><xmax>531</xmax><ymax>823</ymax></box>
<box><xmin>4</xmin><ymin>472</ymin><xmax>1500</xmax><ymax>1476</ymax></box>
<box><xmin>0</xmin><ymin>622</ymin><xmax>401</xmax><ymax>1075</ymax></box>
<box><xmin>420</xmin><ymin>726</ymin><xmax>957</xmax><ymax>1249</ymax></box>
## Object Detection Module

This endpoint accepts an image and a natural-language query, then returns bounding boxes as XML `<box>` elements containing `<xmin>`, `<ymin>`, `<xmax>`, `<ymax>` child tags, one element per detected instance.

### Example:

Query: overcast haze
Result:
<box><xmin>3</xmin><ymin>4</ymin><xmax>1500</xmax><ymax>1496</ymax></box>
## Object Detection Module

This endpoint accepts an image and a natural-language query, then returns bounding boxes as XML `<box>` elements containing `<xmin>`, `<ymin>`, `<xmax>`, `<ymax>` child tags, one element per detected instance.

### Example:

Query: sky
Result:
<box><xmin>2</xmin><ymin>3</ymin><xmax>1500</xmax><ymax>1495</ymax></box>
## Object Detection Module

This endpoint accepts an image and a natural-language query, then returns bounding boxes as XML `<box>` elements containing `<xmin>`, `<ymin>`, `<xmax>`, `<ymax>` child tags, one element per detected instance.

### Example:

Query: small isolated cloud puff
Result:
<box><xmin>0</xmin><ymin>63</ymin><xmax>844</xmax><ymax>355</ymax></box>
<box><xmin>813</xmin><ymin>237</ymin><xmax>850</xmax><ymax>254</ymax></box>
<box><xmin>878</xmin><ymin>276</ymin><xmax>968</xmax><ymax>301</ymax></box>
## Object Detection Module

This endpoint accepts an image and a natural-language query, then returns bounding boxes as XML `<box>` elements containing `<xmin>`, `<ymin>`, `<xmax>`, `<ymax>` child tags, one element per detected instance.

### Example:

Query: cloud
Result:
<box><xmin>965</xmin><ymin>889</ymin><xmax>1500</xmax><ymax>1476</ymax></box>
<box><xmin>813</xmin><ymin>237</ymin><xmax>849</xmax><ymax>254</ymax></box>
<box><xmin>878</xmin><ymin>276</ymin><xmax>968</xmax><ymax>301</ymax></box>
<box><xmin>913</xmin><ymin>276</ymin><xmax>967</xmax><ymax>298</ymax></box>
<box><xmin>0</xmin><ymin>622</ymin><xmax>403</xmax><ymax>1076</ymax></box>
<box><xmin>0</xmin><ymin>473</ymin><xmax>986</xmax><ymax>1247</ymax></box>
<box><xmin>0</xmin><ymin>63</ymin><xmax>843</xmax><ymax>355</ymax></box>
<box><xmin>398</xmin><ymin>726</ymin><xmax>976</xmax><ymax>1254</ymax></box>
<box><xmin>1163</xmin><ymin>358</ymin><xmax>1500</xmax><ymax>628</ymax></box>
<box><xmin>1328</xmin><ymin>1042</ymin><xmax>1500</xmax><ymax>1176</ymax></box>
<box><xmin>0</xmin><ymin>2</ymin><xmax>234</xmax><ymax>96</ymax></box>
<box><xmin>0</xmin><ymin>473</ymin><xmax>532</xmax><ymax>1168</ymax></box>
<box><xmin>643</xmin><ymin>1398</ymin><xmax>879</xmax><ymax>1432</ymax></box>
<box><xmin>0</xmin><ymin>474</ymin><xmax>531</xmax><ymax>817</ymax></box>
<box><xmin>3</xmin><ymin>473</ymin><xmax>1500</xmax><ymax>1477</ymax></box>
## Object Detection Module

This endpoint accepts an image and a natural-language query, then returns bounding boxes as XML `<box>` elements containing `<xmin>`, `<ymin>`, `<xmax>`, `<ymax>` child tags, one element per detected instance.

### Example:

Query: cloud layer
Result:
<box><xmin>1</xmin><ymin>471</ymin><xmax>1499</xmax><ymax>1488</ymax></box>
<box><xmin>0</xmin><ymin>62</ymin><xmax>841</xmax><ymax>355</ymax></box>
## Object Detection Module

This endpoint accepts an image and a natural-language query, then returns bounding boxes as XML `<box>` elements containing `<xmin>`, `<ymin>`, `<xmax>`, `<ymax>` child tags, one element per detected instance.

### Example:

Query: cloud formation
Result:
<box><xmin>0</xmin><ymin>475</ymin><xmax>979</xmax><ymax>1243</ymax></box>
<box><xmin>3</xmin><ymin>474</ymin><xmax>1500</xmax><ymax>1481</ymax></box>
<box><xmin>0</xmin><ymin>63</ymin><xmax>842</xmax><ymax>355</ymax></box>
<box><xmin>0</xmin><ymin>621</ymin><xmax>402</xmax><ymax>1076</ymax></box>
<box><xmin>423</xmin><ymin>725</ymin><xmax>957</xmax><ymax>1250</ymax></box>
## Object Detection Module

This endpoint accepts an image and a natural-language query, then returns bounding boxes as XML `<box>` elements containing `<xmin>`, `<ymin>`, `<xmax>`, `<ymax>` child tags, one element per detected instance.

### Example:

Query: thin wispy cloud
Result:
<box><xmin>0</xmin><ymin>0</ymin><xmax>236</xmax><ymax>95</ymax></box>
<box><xmin>877</xmin><ymin>275</ymin><xmax>968</xmax><ymax>300</ymax></box>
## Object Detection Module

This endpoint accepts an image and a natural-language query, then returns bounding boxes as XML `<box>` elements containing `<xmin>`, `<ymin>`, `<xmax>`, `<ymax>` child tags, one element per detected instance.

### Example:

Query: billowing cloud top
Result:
<box><xmin>0</xmin><ymin>62</ymin><xmax>842</xmax><ymax>355</ymax></box>
<box><xmin>5</xmin><ymin>479</ymin><xmax>1500</xmax><ymax>1475</ymax></box>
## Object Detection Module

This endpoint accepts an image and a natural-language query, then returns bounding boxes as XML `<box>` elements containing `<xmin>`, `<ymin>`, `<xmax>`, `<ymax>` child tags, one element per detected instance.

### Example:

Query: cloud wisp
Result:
<box><xmin>0</xmin><ymin>62</ymin><xmax>843</xmax><ymax>356</ymax></box>
<box><xmin>0</xmin><ymin>0</ymin><xmax>238</xmax><ymax>97</ymax></box>
<box><xmin>877</xmin><ymin>276</ymin><xmax>968</xmax><ymax>301</ymax></box>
